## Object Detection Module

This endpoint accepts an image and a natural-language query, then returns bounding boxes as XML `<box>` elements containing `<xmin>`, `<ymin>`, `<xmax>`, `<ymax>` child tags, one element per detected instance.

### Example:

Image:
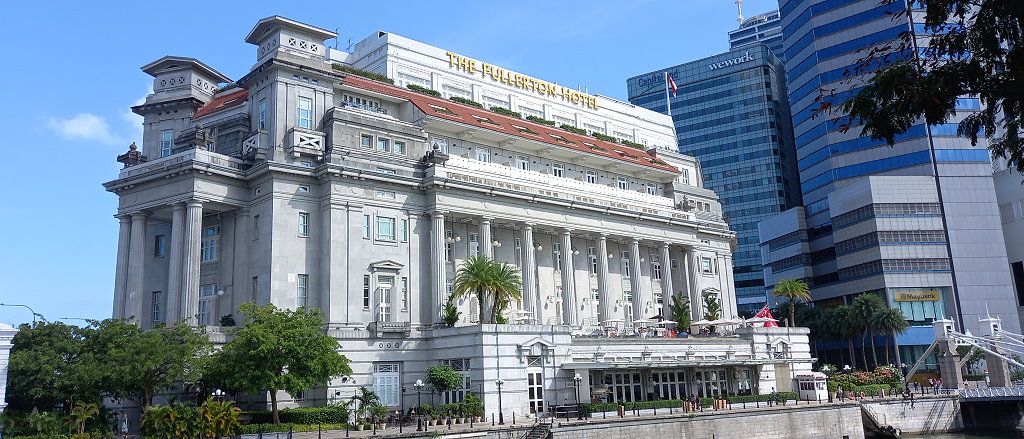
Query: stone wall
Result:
<box><xmin>551</xmin><ymin>404</ymin><xmax>863</xmax><ymax>439</ymax></box>
<box><xmin>860</xmin><ymin>396</ymin><xmax>963</xmax><ymax>434</ymax></box>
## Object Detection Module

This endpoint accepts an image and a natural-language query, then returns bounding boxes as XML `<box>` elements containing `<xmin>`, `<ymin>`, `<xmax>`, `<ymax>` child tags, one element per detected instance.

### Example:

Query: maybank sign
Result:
<box><xmin>708</xmin><ymin>51</ymin><xmax>755</xmax><ymax>71</ymax></box>
<box><xmin>446</xmin><ymin>51</ymin><xmax>599</xmax><ymax>109</ymax></box>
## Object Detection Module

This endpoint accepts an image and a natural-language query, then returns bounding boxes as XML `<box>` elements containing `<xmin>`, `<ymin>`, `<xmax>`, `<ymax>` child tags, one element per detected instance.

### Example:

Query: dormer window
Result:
<box><xmin>471</xmin><ymin>115</ymin><xmax>500</xmax><ymax>126</ymax></box>
<box><xmin>549</xmin><ymin>134</ymin><xmax>575</xmax><ymax>145</ymax></box>
<box><xmin>429</xmin><ymin>104</ymin><xmax>456</xmax><ymax>116</ymax></box>
<box><xmin>511</xmin><ymin>125</ymin><xmax>539</xmax><ymax>135</ymax></box>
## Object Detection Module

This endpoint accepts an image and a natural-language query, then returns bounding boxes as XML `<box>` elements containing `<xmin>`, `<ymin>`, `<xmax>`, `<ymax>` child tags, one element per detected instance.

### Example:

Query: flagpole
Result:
<box><xmin>664</xmin><ymin>71</ymin><xmax>673</xmax><ymax>121</ymax></box>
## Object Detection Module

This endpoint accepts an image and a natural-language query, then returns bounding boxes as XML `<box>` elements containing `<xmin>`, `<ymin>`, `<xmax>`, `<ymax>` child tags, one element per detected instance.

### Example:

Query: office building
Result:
<box><xmin>759</xmin><ymin>0</ymin><xmax>1019</xmax><ymax>364</ymax></box>
<box><xmin>105</xmin><ymin>17</ymin><xmax>812</xmax><ymax>415</ymax></box>
<box><xmin>728</xmin><ymin>9</ymin><xmax>785</xmax><ymax>61</ymax></box>
<box><xmin>627</xmin><ymin>45</ymin><xmax>801</xmax><ymax>314</ymax></box>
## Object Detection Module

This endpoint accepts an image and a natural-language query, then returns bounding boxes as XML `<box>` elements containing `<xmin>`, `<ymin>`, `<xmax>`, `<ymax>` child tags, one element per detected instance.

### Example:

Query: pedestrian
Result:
<box><xmin>909</xmin><ymin>390</ymin><xmax>915</xmax><ymax>408</ymax></box>
<box><xmin>769</xmin><ymin>387</ymin><xmax>776</xmax><ymax>407</ymax></box>
<box><xmin>118</xmin><ymin>413</ymin><xmax>129</xmax><ymax>439</ymax></box>
<box><xmin>838</xmin><ymin>385</ymin><xmax>844</xmax><ymax>401</ymax></box>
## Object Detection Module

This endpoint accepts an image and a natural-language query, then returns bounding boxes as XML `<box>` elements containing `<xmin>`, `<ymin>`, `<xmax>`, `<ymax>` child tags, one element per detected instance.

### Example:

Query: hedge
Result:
<box><xmin>621</xmin><ymin>139</ymin><xmax>645</xmax><ymax>149</ymax></box>
<box><xmin>330</xmin><ymin>64</ymin><xmax>394</xmax><ymax>84</ymax></box>
<box><xmin>406</xmin><ymin>84</ymin><xmax>442</xmax><ymax>97</ymax></box>
<box><xmin>239</xmin><ymin>423</ymin><xmax>349</xmax><ymax>434</ymax></box>
<box><xmin>490</xmin><ymin>107</ymin><xmax>522</xmax><ymax>118</ymax></box>
<box><xmin>827</xmin><ymin>382</ymin><xmax>901</xmax><ymax>395</ymax></box>
<box><xmin>964</xmin><ymin>373</ymin><xmax>985</xmax><ymax>381</ymax></box>
<box><xmin>526</xmin><ymin>115</ymin><xmax>556</xmax><ymax>126</ymax></box>
<box><xmin>449</xmin><ymin>96</ymin><xmax>483</xmax><ymax>108</ymax></box>
<box><xmin>592</xmin><ymin>133</ymin><xmax>617</xmax><ymax>142</ymax></box>
<box><xmin>580</xmin><ymin>393</ymin><xmax>799</xmax><ymax>416</ymax></box>
<box><xmin>559</xmin><ymin>124</ymin><xmax>588</xmax><ymax>135</ymax></box>
<box><xmin>245</xmin><ymin>407</ymin><xmax>349</xmax><ymax>425</ymax></box>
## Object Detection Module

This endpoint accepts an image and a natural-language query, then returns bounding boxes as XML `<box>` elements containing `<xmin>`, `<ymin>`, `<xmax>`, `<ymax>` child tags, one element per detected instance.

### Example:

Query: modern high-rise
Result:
<box><xmin>760</xmin><ymin>0</ymin><xmax>1020</xmax><ymax>362</ymax></box>
<box><xmin>105</xmin><ymin>16</ymin><xmax>813</xmax><ymax>414</ymax></box>
<box><xmin>728</xmin><ymin>9</ymin><xmax>784</xmax><ymax>60</ymax></box>
<box><xmin>627</xmin><ymin>44</ymin><xmax>801</xmax><ymax>314</ymax></box>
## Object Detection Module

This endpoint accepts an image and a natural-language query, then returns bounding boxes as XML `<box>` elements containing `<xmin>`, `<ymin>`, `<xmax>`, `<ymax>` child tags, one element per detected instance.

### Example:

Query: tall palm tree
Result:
<box><xmin>452</xmin><ymin>256</ymin><xmax>522</xmax><ymax>324</ymax></box>
<box><xmin>852</xmin><ymin>294</ymin><xmax>885</xmax><ymax>368</ymax></box>
<box><xmin>773</xmin><ymin>278</ymin><xmax>810</xmax><ymax>327</ymax></box>
<box><xmin>870</xmin><ymin>307</ymin><xmax>910</xmax><ymax>367</ymax></box>
<box><xmin>832</xmin><ymin>305</ymin><xmax>859</xmax><ymax>369</ymax></box>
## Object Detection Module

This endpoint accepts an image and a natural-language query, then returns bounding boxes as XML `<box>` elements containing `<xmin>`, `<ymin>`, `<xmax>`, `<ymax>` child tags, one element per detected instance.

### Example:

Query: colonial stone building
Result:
<box><xmin>104</xmin><ymin>16</ymin><xmax>812</xmax><ymax>418</ymax></box>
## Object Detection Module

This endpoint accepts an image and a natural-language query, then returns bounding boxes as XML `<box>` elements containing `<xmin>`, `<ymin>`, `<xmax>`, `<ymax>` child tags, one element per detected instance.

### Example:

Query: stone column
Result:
<box><xmin>520</xmin><ymin>224</ymin><xmax>538</xmax><ymax>319</ymax></box>
<box><xmin>430</xmin><ymin>211</ymin><xmax>446</xmax><ymax>323</ymax></box>
<box><xmin>111</xmin><ymin>214</ymin><xmax>132</xmax><ymax>319</ymax></box>
<box><xmin>596</xmin><ymin>234</ymin><xmax>613</xmax><ymax>324</ymax></box>
<box><xmin>659</xmin><ymin>243</ymin><xmax>674</xmax><ymax>313</ymax></box>
<box><xmin>479</xmin><ymin>218</ymin><xmax>493</xmax><ymax>258</ymax></box>
<box><xmin>124</xmin><ymin>212</ymin><xmax>148</xmax><ymax>323</ymax></box>
<box><xmin>232</xmin><ymin>207</ymin><xmax>250</xmax><ymax>316</ymax></box>
<box><xmin>629</xmin><ymin>239</ymin><xmax>645</xmax><ymax>322</ymax></box>
<box><xmin>181</xmin><ymin>200</ymin><xmax>204</xmax><ymax>326</ymax></box>
<box><xmin>321</xmin><ymin>201</ymin><xmax>343</xmax><ymax>323</ymax></box>
<box><xmin>560</xmin><ymin>230</ymin><xmax>577</xmax><ymax>326</ymax></box>
<box><xmin>165</xmin><ymin>203</ymin><xmax>186</xmax><ymax>322</ymax></box>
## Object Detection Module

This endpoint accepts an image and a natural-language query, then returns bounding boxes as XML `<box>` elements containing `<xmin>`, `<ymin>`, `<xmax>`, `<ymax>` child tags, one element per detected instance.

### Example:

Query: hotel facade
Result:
<box><xmin>105</xmin><ymin>17</ymin><xmax>812</xmax><ymax>416</ymax></box>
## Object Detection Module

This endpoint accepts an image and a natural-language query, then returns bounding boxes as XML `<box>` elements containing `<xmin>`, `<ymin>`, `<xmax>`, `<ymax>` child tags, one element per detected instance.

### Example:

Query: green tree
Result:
<box><xmin>68</xmin><ymin>402</ymin><xmax>99</xmax><ymax>435</ymax></box>
<box><xmin>773</xmin><ymin>278</ymin><xmax>811</xmax><ymax>327</ymax></box>
<box><xmin>852</xmin><ymin>294</ymin><xmax>886</xmax><ymax>368</ymax></box>
<box><xmin>702</xmin><ymin>290</ymin><xmax>722</xmax><ymax>332</ymax></box>
<box><xmin>6</xmin><ymin>321</ymin><xmax>97</xmax><ymax>411</ymax></box>
<box><xmin>425</xmin><ymin>365</ymin><xmax>465</xmax><ymax>395</ymax></box>
<box><xmin>872</xmin><ymin>307</ymin><xmax>911</xmax><ymax>367</ymax></box>
<box><xmin>451</xmin><ymin>256</ymin><xmax>522</xmax><ymax>324</ymax></box>
<box><xmin>827</xmin><ymin>0</ymin><xmax>1024</xmax><ymax>171</ymax></box>
<box><xmin>94</xmin><ymin>320</ymin><xmax>213</xmax><ymax>408</ymax></box>
<box><xmin>668</xmin><ymin>292</ymin><xmax>691</xmax><ymax>330</ymax></box>
<box><xmin>215</xmin><ymin>302</ymin><xmax>352</xmax><ymax>424</ymax></box>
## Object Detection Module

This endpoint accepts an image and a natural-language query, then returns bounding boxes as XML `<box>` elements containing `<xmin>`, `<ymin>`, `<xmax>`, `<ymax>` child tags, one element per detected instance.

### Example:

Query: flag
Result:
<box><xmin>666</xmin><ymin>73</ymin><xmax>678</xmax><ymax>97</ymax></box>
<box><xmin>755</xmin><ymin>305</ymin><xmax>779</xmax><ymax>327</ymax></box>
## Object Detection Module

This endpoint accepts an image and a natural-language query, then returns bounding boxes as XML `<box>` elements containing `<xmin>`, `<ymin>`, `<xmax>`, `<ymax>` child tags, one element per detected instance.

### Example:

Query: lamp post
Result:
<box><xmin>414</xmin><ymin>380</ymin><xmax>425</xmax><ymax>431</ymax></box>
<box><xmin>495</xmin><ymin>378</ymin><xmax>505</xmax><ymax>425</ymax></box>
<box><xmin>0</xmin><ymin>303</ymin><xmax>43</xmax><ymax>324</ymax></box>
<box><xmin>573</xmin><ymin>373</ymin><xmax>583</xmax><ymax>420</ymax></box>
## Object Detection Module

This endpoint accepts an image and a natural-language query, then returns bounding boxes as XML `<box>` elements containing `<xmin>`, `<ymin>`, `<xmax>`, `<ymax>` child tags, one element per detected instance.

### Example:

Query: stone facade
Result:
<box><xmin>104</xmin><ymin>16</ymin><xmax>813</xmax><ymax>417</ymax></box>
<box><xmin>0</xmin><ymin>322</ymin><xmax>16</xmax><ymax>415</ymax></box>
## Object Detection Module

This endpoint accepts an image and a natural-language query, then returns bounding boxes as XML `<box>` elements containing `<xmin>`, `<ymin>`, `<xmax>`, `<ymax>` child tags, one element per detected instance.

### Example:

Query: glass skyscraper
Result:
<box><xmin>759</xmin><ymin>0</ymin><xmax>1020</xmax><ymax>344</ymax></box>
<box><xmin>728</xmin><ymin>9</ymin><xmax>785</xmax><ymax>61</ymax></box>
<box><xmin>627</xmin><ymin>44</ymin><xmax>801</xmax><ymax>314</ymax></box>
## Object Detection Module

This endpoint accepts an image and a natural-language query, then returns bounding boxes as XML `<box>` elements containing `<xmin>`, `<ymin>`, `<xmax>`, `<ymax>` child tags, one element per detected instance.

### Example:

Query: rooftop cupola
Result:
<box><xmin>139</xmin><ymin>56</ymin><xmax>231</xmax><ymax>106</ymax></box>
<box><xmin>244</xmin><ymin>16</ymin><xmax>337</xmax><ymax>67</ymax></box>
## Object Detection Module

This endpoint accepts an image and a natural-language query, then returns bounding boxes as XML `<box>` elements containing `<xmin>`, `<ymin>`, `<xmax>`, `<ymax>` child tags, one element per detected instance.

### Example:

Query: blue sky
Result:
<box><xmin>0</xmin><ymin>0</ymin><xmax>780</xmax><ymax>326</ymax></box>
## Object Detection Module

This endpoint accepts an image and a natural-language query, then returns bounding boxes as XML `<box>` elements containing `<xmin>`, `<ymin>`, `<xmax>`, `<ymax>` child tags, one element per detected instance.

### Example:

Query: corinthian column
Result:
<box><xmin>165</xmin><ymin>203</ymin><xmax>186</xmax><ymax>322</ymax></box>
<box><xmin>659</xmin><ymin>243</ymin><xmax>674</xmax><ymax>312</ymax></box>
<box><xmin>112</xmin><ymin>214</ymin><xmax>132</xmax><ymax>319</ymax></box>
<box><xmin>181</xmin><ymin>200</ymin><xmax>204</xmax><ymax>326</ymax></box>
<box><xmin>596</xmin><ymin>234</ymin><xmax>612</xmax><ymax>324</ymax></box>
<box><xmin>124</xmin><ymin>212</ymin><xmax>148</xmax><ymax>323</ymax></box>
<box><xmin>629</xmin><ymin>239</ymin><xmax>645</xmax><ymax>323</ymax></box>
<box><xmin>430</xmin><ymin>212</ymin><xmax>446</xmax><ymax>323</ymax></box>
<box><xmin>479</xmin><ymin>218</ymin><xmax>493</xmax><ymax>258</ymax></box>
<box><xmin>520</xmin><ymin>224</ymin><xmax>538</xmax><ymax>319</ymax></box>
<box><xmin>560</xmin><ymin>230</ymin><xmax>577</xmax><ymax>326</ymax></box>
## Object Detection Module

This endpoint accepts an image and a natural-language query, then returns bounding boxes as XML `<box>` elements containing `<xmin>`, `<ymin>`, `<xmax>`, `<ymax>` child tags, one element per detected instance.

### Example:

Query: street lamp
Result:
<box><xmin>213</xmin><ymin>389</ymin><xmax>225</xmax><ymax>401</ymax></box>
<box><xmin>495</xmin><ymin>378</ymin><xmax>505</xmax><ymax>425</ymax></box>
<box><xmin>573</xmin><ymin>373</ymin><xmax>584</xmax><ymax>420</ymax></box>
<box><xmin>414</xmin><ymin>380</ymin><xmax>426</xmax><ymax>431</ymax></box>
<box><xmin>0</xmin><ymin>303</ymin><xmax>44</xmax><ymax>324</ymax></box>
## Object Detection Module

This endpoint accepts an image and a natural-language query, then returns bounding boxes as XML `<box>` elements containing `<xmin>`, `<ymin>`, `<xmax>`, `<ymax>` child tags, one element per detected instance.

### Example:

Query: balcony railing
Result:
<box><xmin>435</xmin><ymin>154</ymin><xmax>692</xmax><ymax>220</ymax></box>
<box><xmin>286</xmin><ymin>127</ymin><xmax>325</xmax><ymax>160</ymax></box>
<box><xmin>118</xmin><ymin>148</ymin><xmax>246</xmax><ymax>179</ymax></box>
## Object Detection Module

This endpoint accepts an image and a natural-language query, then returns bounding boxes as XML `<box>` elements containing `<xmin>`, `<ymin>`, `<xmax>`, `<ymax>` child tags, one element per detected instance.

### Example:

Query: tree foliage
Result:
<box><xmin>773</xmin><ymin>278</ymin><xmax>810</xmax><ymax>327</ymax></box>
<box><xmin>7</xmin><ymin>321</ymin><xmax>97</xmax><ymax>411</ymax></box>
<box><xmin>451</xmin><ymin>256</ymin><xmax>522</xmax><ymax>324</ymax></box>
<box><xmin>825</xmin><ymin>0</ymin><xmax>1024</xmax><ymax>171</ymax></box>
<box><xmin>214</xmin><ymin>302</ymin><xmax>351</xmax><ymax>424</ymax></box>
<box><xmin>668</xmin><ymin>292</ymin><xmax>691</xmax><ymax>330</ymax></box>
<box><xmin>425</xmin><ymin>365</ymin><xmax>465</xmax><ymax>393</ymax></box>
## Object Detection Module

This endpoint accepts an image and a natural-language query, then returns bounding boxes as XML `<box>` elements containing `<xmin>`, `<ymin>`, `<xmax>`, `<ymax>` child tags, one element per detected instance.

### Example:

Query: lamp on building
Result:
<box><xmin>535</xmin><ymin>245</ymin><xmax>543</xmax><ymax>251</ymax></box>
<box><xmin>607</xmin><ymin>253</ymin><xmax>614</xmax><ymax>259</ymax></box>
<box><xmin>445</xmin><ymin>234</ymin><xmax>462</xmax><ymax>244</ymax></box>
<box><xmin>414</xmin><ymin>380</ymin><xmax>426</xmax><ymax>431</ymax></box>
<box><xmin>213</xmin><ymin>388</ymin><xmax>226</xmax><ymax>401</ymax></box>
<box><xmin>640</xmin><ymin>257</ymin><xmax>646</xmax><ymax>263</ymax></box>
<box><xmin>573</xmin><ymin>373</ymin><xmax>584</xmax><ymax>420</ymax></box>
<box><xmin>572</xmin><ymin>248</ymin><xmax>580</xmax><ymax>255</ymax></box>
<box><xmin>495</xmin><ymin>378</ymin><xmax>505</xmax><ymax>424</ymax></box>
<box><xmin>493</xmin><ymin>240</ymin><xmax>502</xmax><ymax>247</ymax></box>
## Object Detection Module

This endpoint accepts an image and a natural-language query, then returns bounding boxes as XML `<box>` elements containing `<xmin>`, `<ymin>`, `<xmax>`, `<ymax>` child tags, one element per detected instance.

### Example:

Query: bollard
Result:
<box><xmin>318</xmin><ymin>423</ymin><xmax>322</xmax><ymax>439</ymax></box>
<box><xmin>756</xmin><ymin>400</ymin><xmax>759</xmax><ymax>408</ymax></box>
<box><xmin>345</xmin><ymin>422</ymin><xmax>349</xmax><ymax>438</ymax></box>
<box><xmin>289</xmin><ymin>425</ymin><xmax>293</xmax><ymax>439</ymax></box>
<box><xmin>258</xmin><ymin>424</ymin><xmax>264</xmax><ymax>439</ymax></box>
<box><xmin>373</xmin><ymin>422</ymin><xmax>377</xmax><ymax>436</ymax></box>
<box><xmin>492</xmin><ymin>414</ymin><xmax>495</xmax><ymax>426</ymax></box>
<box><xmin>603</xmin><ymin>410</ymin><xmax>606</xmax><ymax>419</ymax></box>
<box><xmin>654</xmin><ymin>406</ymin><xmax>657</xmax><ymax>416</ymax></box>
<box><xmin>512</xmin><ymin>412</ymin><xmax>516</xmax><ymax>425</ymax></box>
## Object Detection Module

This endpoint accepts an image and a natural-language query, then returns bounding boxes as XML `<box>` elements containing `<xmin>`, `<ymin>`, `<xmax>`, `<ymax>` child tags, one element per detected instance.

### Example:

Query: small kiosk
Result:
<box><xmin>796</xmin><ymin>372</ymin><xmax>829</xmax><ymax>401</ymax></box>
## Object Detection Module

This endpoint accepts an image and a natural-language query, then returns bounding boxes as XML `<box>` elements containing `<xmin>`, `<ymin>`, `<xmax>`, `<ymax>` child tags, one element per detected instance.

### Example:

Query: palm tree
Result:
<box><xmin>852</xmin><ymin>294</ymin><xmax>885</xmax><ymax>368</ymax></box>
<box><xmin>870</xmin><ymin>307</ymin><xmax>910</xmax><ymax>367</ymax></box>
<box><xmin>452</xmin><ymin>256</ymin><xmax>522</xmax><ymax>324</ymax></box>
<box><xmin>773</xmin><ymin>278</ymin><xmax>810</xmax><ymax>327</ymax></box>
<box><xmin>831</xmin><ymin>305</ymin><xmax>859</xmax><ymax>369</ymax></box>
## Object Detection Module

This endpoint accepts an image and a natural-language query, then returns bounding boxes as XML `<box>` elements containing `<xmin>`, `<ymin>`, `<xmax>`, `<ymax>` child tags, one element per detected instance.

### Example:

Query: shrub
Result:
<box><xmin>245</xmin><ymin>407</ymin><xmax>349</xmax><ymax>425</ymax></box>
<box><xmin>964</xmin><ymin>373</ymin><xmax>985</xmax><ymax>381</ymax></box>
<box><xmin>448</xmin><ymin>96</ymin><xmax>483</xmax><ymax>108</ymax></box>
<box><xmin>490</xmin><ymin>107</ymin><xmax>521</xmax><ymax>118</ymax></box>
<box><xmin>579</xmin><ymin>393</ymin><xmax>799</xmax><ymax>415</ymax></box>
<box><xmin>239</xmin><ymin>423</ymin><xmax>349</xmax><ymax>434</ymax></box>
<box><xmin>559</xmin><ymin>124</ymin><xmax>588</xmax><ymax>136</ymax></box>
<box><xmin>592</xmin><ymin>133</ymin><xmax>617</xmax><ymax>142</ymax></box>
<box><xmin>620</xmin><ymin>139</ymin><xmax>645</xmax><ymax>149</ymax></box>
<box><xmin>526</xmin><ymin>115</ymin><xmax>556</xmax><ymax>126</ymax></box>
<box><xmin>406</xmin><ymin>84</ymin><xmax>442</xmax><ymax>97</ymax></box>
<box><xmin>330</xmin><ymin>64</ymin><xmax>394</xmax><ymax>84</ymax></box>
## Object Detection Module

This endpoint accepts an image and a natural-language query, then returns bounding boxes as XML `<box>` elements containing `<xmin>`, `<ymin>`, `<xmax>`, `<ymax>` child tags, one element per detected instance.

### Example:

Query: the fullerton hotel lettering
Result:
<box><xmin>446</xmin><ymin>51</ymin><xmax>599</xmax><ymax>109</ymax></box>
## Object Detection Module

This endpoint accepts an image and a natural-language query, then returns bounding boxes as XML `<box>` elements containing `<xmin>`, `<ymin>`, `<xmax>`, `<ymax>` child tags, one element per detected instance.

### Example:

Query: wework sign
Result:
<box><xmin>708</xmin><ymin>51</ymin><xmax>755</xmax><ymax>71</ymax></box>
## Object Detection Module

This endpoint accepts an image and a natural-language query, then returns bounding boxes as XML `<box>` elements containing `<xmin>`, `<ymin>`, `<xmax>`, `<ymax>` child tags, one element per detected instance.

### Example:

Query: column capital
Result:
<box><xmin>130</xmin><ymin>211</ymin><xmax>149</xmax><ymax>220</ymax></box>
<box><xmin>186</xmin><ymin>199</ymin><xmax>203</xmax><ymax>208</ymax></box>
<box><xmin>598</xmin><ymin>233</ymin><xmax>608</xmax><ymax>239</ymax></box>
<box><xmin>429</xmin><ymin>210</ymin><xmax>446</xmax><ymax>219</ymax></box>
<box><xmin>661</xmin><ymin>242</ymin><xmax>672</xmax><ymax>249</ymax></box>
<box><xmin>115</xmin><ymin>213</ymin><xmax>132</xmax><ymax>222</ymax></box>
<box><xmin>560</xmin><ymin>228</ymin><xmax>573</xmax><ymax>235</ymax></box>
<box><xmin>521</xmin><ymin>223</ymin><xmax>534</xmax><ymax>230</ymax></box>
<box><xmin>479</xmin><ymin>217</ymin><xmax>493</xmax><ymax>223</ymax></box>
<box><xmin>171</xmin><ymin>202</ymin><xmax>187</xmax><ymax>211</ymax></box>
<box><xmin>630</xmin><ymin>238</ymin><xmax>641</xmax><ymax>245</ymax></box>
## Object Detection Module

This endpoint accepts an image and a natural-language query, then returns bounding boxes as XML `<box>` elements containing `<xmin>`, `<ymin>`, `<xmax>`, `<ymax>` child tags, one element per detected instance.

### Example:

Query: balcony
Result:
<box><xmin>368</xmin><ymin>321</ymin><xmax>411</xmax><ymax>338</ymax></box>
<box><xmin>285</xmin><ymin>127</ymin><xmax>325</xmax><ymax>161</ymax></box>
<box><xmin>434</xmin><ymin>154</ymin><xmax>691</xmax><ymax>220</ymax></box>
<box><xmin>117</xmin><ymin>148</ymin><xmax>246</xmax><ymax>179</ymax></box>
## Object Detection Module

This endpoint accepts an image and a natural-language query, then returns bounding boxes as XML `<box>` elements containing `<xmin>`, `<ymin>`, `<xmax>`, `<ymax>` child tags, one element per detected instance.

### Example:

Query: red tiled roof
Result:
<box><xmin>193</xmin><ymin>88</ymin><xmax>249</xmax><ymax>119</ymax></box>
<box><xmin>340</xmin><ymin>75</ymin><xmax>679</xmax><ymax>173</ymax></box>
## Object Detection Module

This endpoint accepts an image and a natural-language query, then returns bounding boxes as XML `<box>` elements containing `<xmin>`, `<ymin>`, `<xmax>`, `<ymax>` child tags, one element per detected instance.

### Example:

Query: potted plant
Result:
<box><xmin>442</xmin><ymin>301</ymin><xmax>461</xmax><ymax>327</ymax></box>
<box><xmin>465</xmin><ymin>393</ymin><xmax>484</xmax><ymax>422</ymax></box>
<box><xmin>369</xmin><ymin>405</ymin><xmax>390</xmax><ymax>430</ymax></box>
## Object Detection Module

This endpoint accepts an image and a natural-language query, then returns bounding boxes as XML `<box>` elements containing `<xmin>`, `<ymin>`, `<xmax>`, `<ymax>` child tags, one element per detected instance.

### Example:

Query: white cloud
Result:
<box><xmin>47</xmin><ymin>113</ymin><xmax>127</xmax><ymax>146</ymax></box>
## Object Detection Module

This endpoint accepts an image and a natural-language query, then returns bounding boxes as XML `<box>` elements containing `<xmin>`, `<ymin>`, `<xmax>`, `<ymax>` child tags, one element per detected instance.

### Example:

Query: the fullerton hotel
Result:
<box><xmin>104</xmin><ymin>16</ymin><xmax>813</xmax><ymax>418</ymax></box>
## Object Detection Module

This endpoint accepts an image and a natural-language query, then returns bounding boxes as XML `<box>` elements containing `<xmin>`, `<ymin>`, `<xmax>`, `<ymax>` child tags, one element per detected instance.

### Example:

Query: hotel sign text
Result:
<box><xmin>446</xmin><ymin>52</ymin><xmax>599</xmax><ymax>109</ymax></box>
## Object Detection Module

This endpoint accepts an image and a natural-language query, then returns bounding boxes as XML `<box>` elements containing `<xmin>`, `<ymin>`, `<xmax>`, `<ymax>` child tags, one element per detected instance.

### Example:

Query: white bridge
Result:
<box><xmin>905</xmin><ymin>315</ymin><xmax>1024</xmax><ymax>393</ymax></box>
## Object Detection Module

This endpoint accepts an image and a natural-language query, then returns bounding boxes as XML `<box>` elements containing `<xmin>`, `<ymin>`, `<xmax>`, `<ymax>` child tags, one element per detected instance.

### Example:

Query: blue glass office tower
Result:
<box><xmin>728</xmin><ymin>9</ymin><xmax>785</xmax><ymax>61</ymax></box>
<box><xmin>759</xmin><ymin>0</ymin><xmax>1020</xmax><ymax>349</ymax></box>
<box><xmin>627</xmin><ymin>45</ymin><xmax>801</xmax><ymax>314</ymax></box>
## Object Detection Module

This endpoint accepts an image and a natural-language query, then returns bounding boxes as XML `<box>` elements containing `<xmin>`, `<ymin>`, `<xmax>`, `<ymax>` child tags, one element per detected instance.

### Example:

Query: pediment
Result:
<box><xmin>369</xmin><ymin>260</ymin><xmax>405</xmax><ymax>271</ymax></box>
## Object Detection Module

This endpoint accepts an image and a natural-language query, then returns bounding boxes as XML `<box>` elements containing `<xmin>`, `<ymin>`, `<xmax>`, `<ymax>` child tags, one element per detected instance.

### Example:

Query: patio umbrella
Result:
<box><xmin>657</xmin><ymin>320</ymin><xmax>677</xmax><ymax>325</ymax></box>
<box><xmin>744</xmin><ymin>316</ymin><xmax>778</xmax><ymax>325</ymax></box>
<box><xmin>648</xmin><ymin>314</ymin><xmax>666</xmax><ymax>321</ymax></box>
<box><xmin>632</xmin><ymin>319</ymin><xmax>656</xmax><ymax>325</ymax></box>
<box><xmin>601</xmin><ymin>319</ymin><xmax>625</xmax><ymax>325</ymax></box>
<box><xmin>691</xmin><ymin>319</ymin><xmax>712</xmax><ymax>326</ymax></box>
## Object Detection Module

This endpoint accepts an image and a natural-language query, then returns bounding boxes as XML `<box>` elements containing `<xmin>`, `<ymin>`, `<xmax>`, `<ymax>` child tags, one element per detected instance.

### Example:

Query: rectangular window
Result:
<box><xmin>378</xmin><ymin>275</ymin><xmax>394</xmax><ymax>322</ymax></box>
<box><xmin>517</xmin><ymin>155</ymin><xmax>530</xmax><ymax>170</ymax></box>
<box><xmin>585</xmin><ymin>170</ymin><xmax>598</xmax><ymax>184</ymax></box>
<box><xmin>201</xmin><ymin>225</ymin><xmax>220</xmax><ymax>262</ymax></box>
<box><xmin>376</xmin><ymin>189</ymin><xmax>396</xmax><ymax>199</ymax></box>
<box><xmin>646</xmin><ymin>183</ymin><xmax>657</xmax><ymax>195</ymax></box>
<box><xmin>151</xmin><ymin>291</ymin><xmax>162</xmax><ymax>323</ymax></box>
<box><xmin>445</xmin><ymin>230</ymin><xmax>454</xmax><ymax>261</ymax></box>
<box><xmin>1013</xmin><ymin>261</ymin><xmax>1024</xmax><ymax>306</ymax></box>
<box><xmin>514</xmin><ymin>238</ymin><xmax>522</xmax><ymax>266</ymax></box>
<box><xmin>475</xmin><ymin>147</ymin><xmax>490</xmax><ymax>162</ymax></box>
<box><xmin>588</xmin><ymin>247</ymin><xmax>598</xmax><ymax>275</ymax></box>
<box><xmin>252</xmin><ymin>215</ymin><xmax>260</xmax><ymax>240</ymax></box>
<box><xmin>361</xmin><ymin>134</ymin><xmax>373</xmax><ymax>148</ymax></box>
<box><xmin>552</xmin><ymin>163</ymin><xmax>565</xmax><ymax>178</ymax></box>
<box><xmin>363</xmin><ymin>215</ymin><xmax>371</xmax><ymax>239</ymax></box>
<box><xmin>680</xmin><ymin>169</ymin><xmax>690</xmax><ymax>185</ymax></box>
<box><xmin>154</xmin><ymin>235</ymin><xmax>166</xmax><ymax>257</ymax></box>
<box><xmin>377</xmin><ymin>138</ymin><xmax>390</xmax><ymax>152</ymax></box>
<box><xmin>394</xmin><ymin>141</ymin><xmax>406</xmax><ymax>155</ymax></box>
<box><xmin>401</xmin><ymin>277</ymin><xmax>409</xmax><ymax>310</ymax></box>
<box><xmin>298</xmin><ymin>212</ymin><xmax>310</xmax><ymax>237</ymax></box>
<box><xmin>622</xmin><ymin>251</ymin><xmax>631</xmax><ymax>277</ymax></box>
<box><xmin>376</xmin><ymin>216</ymin><xmax>396</xmax><ymax>241</ymax></box>
<box><xmin>297</xmin><ymin>274</ymin><xmax>308</xmax><ymax>307</ymax></box>
<box><xmin>700</xmin><ymin>256</ymin><xmax>714</xmax><ymax>274</ymax></box>
<box><xmin>400</xmin><ymin>219</ymin><xmax>409</xmax><ymax>242</ymax></box>
<box><xmin>377</xmin><ymin>167</ymin><xmax>397</xmax><ymax>175</ymax></box>
<box><xmin>651</xmin><ymin>256</ymin><xmax>662</xmax><ymax>280</ymax></box>
<box><xmin>363</xmin><ymin>275</ymin><xmax>371</xmax><ymax>309</ymax></box>
<box><xmin>297</xmin><ymin>96</ymin><xmax>312</xmax><ymax>129</ymax></box>
<box><xmin>252</xmin><ymin>276</ymin><xmax>258</xmax><ymax>298</ymax></box>
<box><xmin>160</xmin><ymin>130</ymin><xmax>173</xmax><ymax>158</ymax></box>
<box><xmin>617</xmin><ymin>177</ymin><xmax>629</xmax><ymax>190</ymax></box>
<box><xmin>440</xmin><ymin>359</ymin><xmax>472</xmax><ymax>404</ymax></box>
<box><xmin>373</xmin><ymin>363</ymin><xmax>402</xmax><ymax>407</ymax></box>
<box><xmin>553</xmin><ymin>243</ymin><xmax>562</xmax><ymax>271</ymax></box>
<box><xmin>258</xmin><ymin>99</ymin><xmax>267</xmax><ymax>130</ymax></box>
<box><xmin>198</xmin><ymin>284</ymin><xmax>217</xmax><ymax>325</ymax></box>
<box><xmin>469</xmin><ymin>233</ymin><xmax>480</xmax><ymax>256</ymax></box>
